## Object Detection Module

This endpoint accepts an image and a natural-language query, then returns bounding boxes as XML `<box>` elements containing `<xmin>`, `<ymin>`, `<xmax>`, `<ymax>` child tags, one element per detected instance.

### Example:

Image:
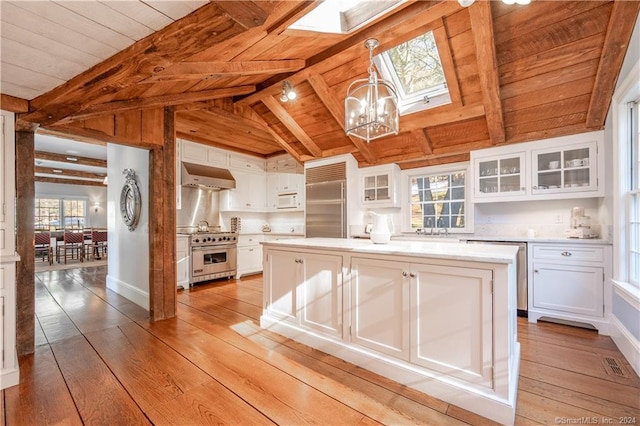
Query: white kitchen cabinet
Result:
<box><xmin>410</xmin><ymin>263</ymin><xmax>493</xmax><ymax>388</ymax></box>
<box><xmin>176</xmin><ymin>235</ymin><xmax>189</xmax><ymax>288</ymax></box>
<box><xmin>266</xmin><ymin>154</ymin><xmax>302</xmax><ymax>173</ymax></box>
<box><xmin>264</xmin><ymin>249</ymin><xmax>343</xmax><ymax>338</ymax></box>
<box><xmin>473</xmin><ymin>152</ymin><xmax>526</xmax><ymax>199</ymax></box>
<box><xmin>360</xmin><ymin>164</ymin><xmax>400</xmax><ymax>207</ymax></box>
<box><xmin>350</xmin><ymin>256</ymin><xmax>493</xmax><ymax>385</ymax></box>
<box><xmin>237</xmin><ymin>234</ymin><xmax>264</xmax><ymax>277</ymax></box>
<box><xmin>181</xmin><ymin>140</ymin><xmax>229</xmax><ymax>167</ymax></box>
<box><xmin>471</xmin><ymin>131</ymin><xmax>604</xmax><ymax>202</ymax></box>
<box><xmin>266</xmin><ymin>173</ymin><xmax>304</xmax><ymax>211</ymax></box>
<box><xmin>528</xmin><ymin>242</ymin><xmax>611</xmax><ymax>332</ymax></box>
<box><xmin>531</xmin><ymin>141</ymin><xmax>597</xmax><ymax>195</ymax></box>
<box><xmin>350</xmin><ymin>257</ymin><xmax>409</xmax><ymax>359</ymax></box>
<box><xmin>229</xmin><ymin>152</ymin><xmax>265</xmax><ymax>171</ymax></box>
<box><xmin>220</xmin><ymin>170</ymin><xmax>267</xmax><ymax>212</ymax></box>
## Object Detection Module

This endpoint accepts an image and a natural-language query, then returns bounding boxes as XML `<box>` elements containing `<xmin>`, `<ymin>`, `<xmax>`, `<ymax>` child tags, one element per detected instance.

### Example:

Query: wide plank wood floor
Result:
<box><xmin>3</xmin><ymin>266</ymin><xmax>639</xmax><ymax>425</ymax></box>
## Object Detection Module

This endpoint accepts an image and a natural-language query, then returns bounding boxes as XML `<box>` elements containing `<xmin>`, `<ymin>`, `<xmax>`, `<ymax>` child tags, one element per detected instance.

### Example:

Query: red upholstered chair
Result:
<box><xmin>34</xmin><ymin>232</ymin><xmax>53</xmax><ymax>265</ymax></box>
<box><xmin>59</xmin><ymin>231</ymin><xmax>84</xmax><ymax>264</ymax></box>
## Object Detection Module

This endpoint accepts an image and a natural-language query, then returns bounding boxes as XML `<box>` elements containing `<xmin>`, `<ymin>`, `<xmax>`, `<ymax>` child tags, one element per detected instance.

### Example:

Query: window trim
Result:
<box><xmin>35</xmin><ymin>195</ymin><xmax>88</xmax><ymax>231</ymax></box>
<box><xmin>401</xmin><ymin>162</ymin><xmax>474</xmax><ymax>234</ymax></box>
<box><xmin>612</xmin><ymin>54</ymin><xmax>640</xmax><ymax>298</ymax></box>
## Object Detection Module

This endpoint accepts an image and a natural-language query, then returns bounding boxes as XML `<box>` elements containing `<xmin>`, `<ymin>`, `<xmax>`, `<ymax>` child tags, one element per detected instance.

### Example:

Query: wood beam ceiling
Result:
<box><xmin>0</xmin><ymin>94</ymin><xmax>29</xmax><ymax>113</ymax></box>
<box><xmin>35</xmin><ymin>167</ymin><xmax>105</xmax><ymax>180</ymax></box>
<box><xmin>20</xmin><ymin>2</ymin><xmax>252</xmax><ymax>126</ymax></box>
<box><xmin>306</xmin><ymin>73</ymin><xmax>377</xmax><ymax>165</ymax></box>
<box><xmin>34</xmin><ymin>176</ymin><xmax>106</xmax><ymax>187</ymax></box>
<box><xmin>261</xmin><ymin>96</ymin><xmax>322</xmax><ymax>157</ymax></box>
<box><xmin>146</xmin><ymin>60</ymin><xmax>306</xmax><ymax>82</ymax></box>
<box><xmin>35</xmin><ymin>151</ymin><xmax>107</xmax><ymax>168</ymax></box>
<box><xmin>58</xmin><ymin>86</ymin><xmax>256</xmax><ymax>124</ymax></box>
<box><xmin>586</xmin><ymin>0</ymin><xmax>640</xmax><ymax>128</ymax></box>
<box><xmin>469</xmin><ymin>1</ymin><xmax>505</xmax><ymax>145</ymax></box>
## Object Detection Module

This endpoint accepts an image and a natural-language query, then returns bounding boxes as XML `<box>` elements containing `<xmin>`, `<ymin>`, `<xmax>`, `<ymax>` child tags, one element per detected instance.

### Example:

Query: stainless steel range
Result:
<box><xmin>188</xmin><ymin>231</ymin><xmax>238</xmax><ymax>285</ymax></box>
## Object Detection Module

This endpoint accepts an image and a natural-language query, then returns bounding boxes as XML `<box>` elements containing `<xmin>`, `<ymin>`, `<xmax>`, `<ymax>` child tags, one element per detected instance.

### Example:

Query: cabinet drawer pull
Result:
<box><xmin>402</xmin><ymin>271</ymin><xmax>408</xmax><ymax>277</ymax></box>
<box><xmin>561</xmin><ymin>251</ymin><xmax>572</xmax><ymax>257</ymax></box>
<box><xmin>534</xmin><ymin>269</ymin><xmax>539</xmax><ymax>273</ymax></box>
<box><xmin>409</xmin><ymin>272</ymin><xmax>416</xmax><ymax>278</ymax></box>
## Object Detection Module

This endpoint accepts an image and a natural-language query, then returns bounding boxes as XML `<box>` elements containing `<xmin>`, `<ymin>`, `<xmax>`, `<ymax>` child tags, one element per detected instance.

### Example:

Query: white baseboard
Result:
<box><xmin>106</xmin><ymin>274</ymin><xmax>149</xmax><ymax>310</ymax></box>
<box><xmin>610</xmin><ymin>314</ymin><xmax>640</xmax><ymax>377</ymax></box>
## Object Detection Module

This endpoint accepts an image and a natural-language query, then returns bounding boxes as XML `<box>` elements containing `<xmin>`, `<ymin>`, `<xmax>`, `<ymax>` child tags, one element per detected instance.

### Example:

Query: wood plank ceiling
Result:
<box><xmin>2</xmin><ymin>0</ymin><xmax>639</xmax><ymax>169</ymax></box>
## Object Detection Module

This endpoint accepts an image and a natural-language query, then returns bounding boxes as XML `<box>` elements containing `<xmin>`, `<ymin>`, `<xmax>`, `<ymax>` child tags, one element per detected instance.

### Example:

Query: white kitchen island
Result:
<box><xmin>261</xmin><ymin>238</ymin><xmax>520</xmax><ymax>424</ymax></box>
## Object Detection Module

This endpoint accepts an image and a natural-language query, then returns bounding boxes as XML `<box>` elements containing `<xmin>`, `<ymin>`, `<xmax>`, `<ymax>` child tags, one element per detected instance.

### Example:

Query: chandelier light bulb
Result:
<box><xmin>458</xmin><ymin>0</ymin><xmax>475</xmax><ymax>7</ymax></box>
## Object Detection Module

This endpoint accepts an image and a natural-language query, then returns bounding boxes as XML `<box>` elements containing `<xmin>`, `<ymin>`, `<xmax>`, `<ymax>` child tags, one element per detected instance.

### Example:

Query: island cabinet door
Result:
<box><xmin>264</xmin><ymin>250</ymin><xmax>299</xmax><ymax>322</ymax></box>
<box><xmin>410</xmin><ymin>264</ymin><xmax>494</xmax><ymax>389</ymax></box>
<box><xmin>298</xmin><ymin>253</ymin><xmax>343</xmax><ymax>338</ymax></box>
<box><xmin>350</xmin><ymin>257</ymin><xmax>410</xmax><ymax>360</ymax></box>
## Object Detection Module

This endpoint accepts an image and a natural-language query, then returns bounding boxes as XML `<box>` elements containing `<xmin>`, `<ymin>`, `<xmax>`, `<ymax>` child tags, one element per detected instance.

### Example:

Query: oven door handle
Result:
<box><xmin>191</xmin><ymin>244</ymin><xmax>236</xmax><ymax>252</ymax></box>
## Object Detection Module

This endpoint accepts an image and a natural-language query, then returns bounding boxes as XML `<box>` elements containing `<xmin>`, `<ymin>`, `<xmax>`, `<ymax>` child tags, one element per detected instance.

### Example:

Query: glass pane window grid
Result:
<box><xmin>410</xmin><ymin>171</ymin><xmax>465</xmax><ymax>229</ymax></box>
<box><xmin>34</xmin><ymin>198</ymin><xmax>87</xmax><ymax>231</ymax></box>
<box><xmin>629</xmin><ymin>101</ymin><xmax>640</xmax><ymax>286</ymax></box>
<box><xmin>374</xmin><ymin>31</ymin><xmax>451</xmax><ymax>115</ymax></box>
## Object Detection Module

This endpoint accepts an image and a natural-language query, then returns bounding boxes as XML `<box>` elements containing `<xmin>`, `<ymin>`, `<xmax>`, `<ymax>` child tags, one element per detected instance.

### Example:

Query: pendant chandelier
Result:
<box><xmin>345</xmin><ymin>38</ymin><xmax>399</xmax><ymax>143</ymax></box>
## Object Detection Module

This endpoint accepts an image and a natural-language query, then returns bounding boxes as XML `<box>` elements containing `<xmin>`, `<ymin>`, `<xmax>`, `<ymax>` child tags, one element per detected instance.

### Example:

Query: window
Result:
<box><xmin>628</xmin><ymin>101</ymin><xmax>639</xmax><ymax>286</ymax></box>
<box><xmin>34</xmin><ymin>197</ymin><xmax>86</xmax><ymax>231</ymax></box>
<box><xmin>375</xmin><ymin>31</ymin><xmax>451</xmax><ymax>115</ymax></box>
<box><xmin>409</xmin><ymin>170</ymin><xmax>466</xmax><ymax>230</ymax></box>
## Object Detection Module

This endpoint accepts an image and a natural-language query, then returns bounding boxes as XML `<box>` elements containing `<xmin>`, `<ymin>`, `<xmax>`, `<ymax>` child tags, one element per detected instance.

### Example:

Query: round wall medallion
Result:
<box><xmin>120</xmin><ymin>169</ymin><xmax>141</xmax><ymax>231</ymax></box>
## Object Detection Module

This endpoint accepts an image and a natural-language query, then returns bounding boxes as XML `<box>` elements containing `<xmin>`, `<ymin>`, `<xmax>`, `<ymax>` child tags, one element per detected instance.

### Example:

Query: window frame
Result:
<box><xmin>401</xmin><ymin>162</ymin><xmax>474</xmax><ymax>234</ymax></box>
<box><xmin>627</xmin><ymin>100</ymin><xmax>639</xmax><ymax>287</ymax></box>
<box><xmin>34</xmin><ymin>196</ymin><xmax>88</xmax><ymax>231</ymax></box>
<box><xmin>611</xmin><ymin>54</ymin><xmax>640</xmax><ymax>303</ymax></box>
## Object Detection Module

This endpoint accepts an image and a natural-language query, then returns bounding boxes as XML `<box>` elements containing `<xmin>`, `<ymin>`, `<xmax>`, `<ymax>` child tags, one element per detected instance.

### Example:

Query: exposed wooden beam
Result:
<box><xmin>35</xmin><ymin>167</ymin><xmax>105</xmax><ymax>180</ymax></box>
<box><xmin>261</xmin><ymin>96</ymin><xmax>322</xmax><ymax>157</ymax></box>
<box><xmin>397</xmin><ymin>153</ymin><xmax>471</xmax><ymax>170</ymax></box>
<box><xmin>402</xmin><ymin>103</ymin><xmax>486</xmax><ymax>131</ymax></box>
<box><xmin>59</xmin><ymin>87</ymin><xmax>256</xmax><ymax>124</ymax></box>
<box><xmin>247</xmin><ymin>106</ymin><xmax>311</xmax><ymax>162</ymax></box>
<box><xmin>20</xmin><ymin>2</ymin><xmax>250</xmax><ymax>126</ymax></box>
<box><xmin>146</xmin><ymin>60</ymin><xmax>306</xmax><ymax>82</ymax></box>
<box><xmin>264</xmin><ymin>1</ymin><xmax>319</xmax><ymax>35</ymax></box>
<box><xmin>35</xmin><ymin>151</ymin><xmax>107</xmax><ymax>168</ymax></box>
<box><xmin>177</xmin><ymin>106</ymin><xmax>275</xmax><ymax>143</ymax></box>
<box><xmin>211</xmin><ymin>0</ymin><xmax>269</xmax><ymax>29</ymax></box>
<box><xmin>306</xmin><ymin>73</ymin><xmax>377</xmax><ymax>165</ymax></box>
<box><xmin>586</xmin><ymin>0</ymin><xmax>640</xmax><ymax>128</ymax></box>
<box><xmin>36</xmin><ymin>128</ymin><xmax>107</xmax><ymax>146</ymax></box>
<box><xmin>432</xmin><ymin>24</ymin><xmax>462</xmax><ymax>105</ymax></box>
<box><xmin>1</xmin><ymin>94</ymin><xmax>29</xmax><ymax>113</ymax></box>
<box><xmin>410</xmin><ymin>129</ymin><xmax>433</xmax><ymax>155</ymax></box>
<box><xmin>35</xmin><ymin>176</ymin><xmax>105</xmax><ymax>187</ymax></box>
<box><xmin>469</xmin><ymin>0</ymin><xmax>505</xmax><ymax>145</ymax></box>
<box><xmin>236</xmin><ymin>0</ymin><xmax>455</xmax><ymax>106</ymax></box>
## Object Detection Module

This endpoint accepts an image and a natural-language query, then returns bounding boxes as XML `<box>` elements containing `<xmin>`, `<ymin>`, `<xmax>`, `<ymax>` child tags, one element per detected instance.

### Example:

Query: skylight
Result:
<box><xmin>374</xmin><ymin>31</ymin><xmax>451</xmax><ymax>115</ymax></box>
<box><xmin>289</xmin><ymin>0</ymin><xmax>403</xmax><ymax>34</ymax></box>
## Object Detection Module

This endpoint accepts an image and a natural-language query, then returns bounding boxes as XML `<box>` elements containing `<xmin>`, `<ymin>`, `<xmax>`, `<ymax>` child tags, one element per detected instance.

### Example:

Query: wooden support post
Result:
<box><xmin>148</xmin><ymin>107</ymin><xmax>177</xmax><ymax>321</ymax></box>
<box><xmin>15</xmin><ymin>129</ymin><xmax>35</xmax><ymax>355</ymax></box>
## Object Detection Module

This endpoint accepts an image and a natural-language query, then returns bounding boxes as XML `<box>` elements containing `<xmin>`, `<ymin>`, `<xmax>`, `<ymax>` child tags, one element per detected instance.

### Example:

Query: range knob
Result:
<box><xmin>218</xmin><ymin>237</ymin><xmax>223</xmax><ymax>242</ymax></box>
<box><xmin>194</xmin><ymin>238</ymin><xmax>200</xmax><ymax>243</ymax></box>
<box><xmin>231</xmin><ymin>236</ymin><xmax>236</xmax><ymax>241</ymax></box>
<box><xmin>207</xmin><ymin>237</ymin><xmax>212</xmax><ymax>241</ymax></box>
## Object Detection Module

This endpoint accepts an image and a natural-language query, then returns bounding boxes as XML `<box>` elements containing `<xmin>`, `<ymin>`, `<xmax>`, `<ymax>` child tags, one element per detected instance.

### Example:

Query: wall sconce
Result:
<box><xmin>93</xmin><ymin>202</ymin><xmax>100</xmax><ymax>212</ymax></box>
<box><xmin>280</xmin><ymin>80</ymin><xmax>297</xmax><ymax>102</ymax></box>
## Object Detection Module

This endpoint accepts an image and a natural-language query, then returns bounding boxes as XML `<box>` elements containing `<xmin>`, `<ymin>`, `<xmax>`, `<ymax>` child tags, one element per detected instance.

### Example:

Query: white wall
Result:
<box><xmin>36</xmin><ymin>182</ymin><xmax>107</xmax><ymax>228</ymax></box>
<box><xmin>106</xmin><ymin>144</ymin><xmax>150</xmax><ymax>310</ymax></box>
<box><xmin>474</xmin><ymin>198</ymin><xmax>601</xmax><ymax>239</ymax></box>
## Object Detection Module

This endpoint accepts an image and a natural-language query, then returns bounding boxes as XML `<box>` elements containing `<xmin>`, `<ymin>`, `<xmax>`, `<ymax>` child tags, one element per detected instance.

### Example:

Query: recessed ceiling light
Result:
<box><xmin>53</xmin><ymin>169</ymin><xmax>63</xmax><ymax>173</ymax></box>
<box><xmin>66</xmin><ymin>156</ymin><xmax>78</xmax><ymax>162</ymax></box>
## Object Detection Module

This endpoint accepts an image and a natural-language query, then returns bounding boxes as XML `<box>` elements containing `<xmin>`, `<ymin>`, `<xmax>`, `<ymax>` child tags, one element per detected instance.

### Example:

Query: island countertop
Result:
<box><xmin>261</xmin><ymin>237</ymin><xmax>519</xmax><ymax>264</ymax></box>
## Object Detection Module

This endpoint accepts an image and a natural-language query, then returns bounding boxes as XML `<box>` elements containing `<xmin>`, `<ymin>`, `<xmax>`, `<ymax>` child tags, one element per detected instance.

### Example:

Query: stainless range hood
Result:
<box><xmin>181</xmin><ymin>161</ymin><xmax>236</xmax><ymax>189</ymax></box>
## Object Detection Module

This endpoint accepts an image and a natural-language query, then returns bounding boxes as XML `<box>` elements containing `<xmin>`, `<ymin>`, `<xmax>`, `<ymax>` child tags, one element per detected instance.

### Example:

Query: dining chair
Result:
<box><xmin>89</xmin><ymin>230</ymin><xmax>108</xmax><ymax>260</ymax></box>
<box><xmin>34</xmin><ymin>231</ymin><xmax>53</xmax><ymax>265</ymax></box>
<box><xmin>59</xmin><ymin>231</ymin><xmax>84</xmax><ymax>264</ymax></box>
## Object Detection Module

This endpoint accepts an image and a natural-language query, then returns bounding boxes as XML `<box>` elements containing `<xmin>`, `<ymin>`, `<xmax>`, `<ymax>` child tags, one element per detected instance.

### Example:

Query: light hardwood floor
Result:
<box><xmin>3</xmin><ymin>266</ymin><xmax>639</xmax><ymax>425</ymax></box>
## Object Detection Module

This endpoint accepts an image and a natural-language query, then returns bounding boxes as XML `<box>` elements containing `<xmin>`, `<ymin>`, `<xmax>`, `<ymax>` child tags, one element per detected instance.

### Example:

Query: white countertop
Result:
<box><xmin>262</xmin><ymin>237</ymin><xmax>519</xmax><ymax>264</ymax></box>
<box><xmin>390</xmin><ymin>234</ymin><xmax>611</xmax><ymax>245</ymax></box>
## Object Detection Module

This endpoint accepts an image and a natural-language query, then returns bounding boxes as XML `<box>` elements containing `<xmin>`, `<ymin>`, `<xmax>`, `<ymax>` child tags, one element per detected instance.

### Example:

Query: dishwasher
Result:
<box><xmin>466</xmin><ymin>240</ymin><xmax>528</xmax><ymax>317</ymax></box>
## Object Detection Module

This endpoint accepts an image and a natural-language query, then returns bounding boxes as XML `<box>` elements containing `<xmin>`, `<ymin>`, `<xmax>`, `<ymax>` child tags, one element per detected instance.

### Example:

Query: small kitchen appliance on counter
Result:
<box><xmin>565</xmin><ymin>206</ymin><xmax>598</xmax><ymax>239</ymax></box>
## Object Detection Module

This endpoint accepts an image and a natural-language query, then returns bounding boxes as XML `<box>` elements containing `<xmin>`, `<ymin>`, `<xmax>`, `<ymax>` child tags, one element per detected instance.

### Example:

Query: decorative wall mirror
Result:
<box><xmin>120</xmin><ymin>168</ymin><xmax>141</xmax><ymax>231</ymax></box>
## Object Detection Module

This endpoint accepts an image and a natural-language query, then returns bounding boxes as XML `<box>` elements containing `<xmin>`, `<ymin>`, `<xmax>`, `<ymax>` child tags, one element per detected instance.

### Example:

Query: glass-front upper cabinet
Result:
<box><xmin>360</xmin><ymin>164</ymin><xmax>400</xmax><ymax>207</ymax></box>
<box><xmin>474</xmin><ymin>152</ymin><xmax>526</xmax><ymax>199</ymax></box>
<box><xmin>531</xmin><ymin>141</ymin><xmax>597</xmax><ymax>194</ymax></box>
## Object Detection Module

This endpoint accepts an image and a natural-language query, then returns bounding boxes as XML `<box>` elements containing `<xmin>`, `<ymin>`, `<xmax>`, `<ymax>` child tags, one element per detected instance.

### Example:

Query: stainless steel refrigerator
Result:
<box><xmin>305</xmin><ymin>162</ymin><xmax>347</xmax><ymax>238</ymax></box>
